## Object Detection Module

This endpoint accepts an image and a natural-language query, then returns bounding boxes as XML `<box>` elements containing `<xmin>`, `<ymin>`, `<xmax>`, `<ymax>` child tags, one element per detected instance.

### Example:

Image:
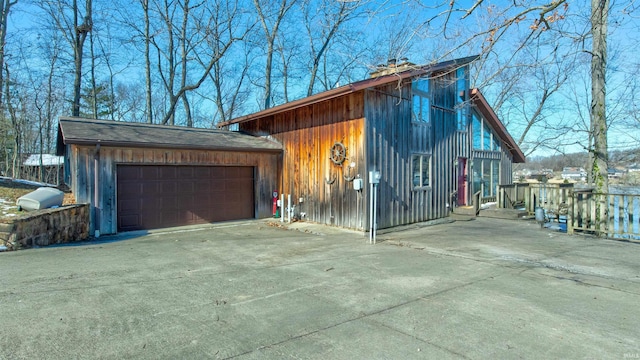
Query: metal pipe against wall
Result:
<box><xmin>287</xmin><ymin>194</ymin><xmax>292</xmax><ymax>223</ymax></box>
<box><xmin>94</xmin><ymin>144</ymin><xmax>101</xmax><ymax>238</ymax></box>
<box><xmin>281</xmin><ymin>193</ymin><xmax>285</xmax><ymax>222</ymax></box>
<box><xmin>369</xmin><ymin>182</ymin><xmax>374</xmax><ymax>244</ymax></box>
<box><xmin>372</xmin><ymin>183</ymin><xmax>377</xmax><ymax>244</ymax></box>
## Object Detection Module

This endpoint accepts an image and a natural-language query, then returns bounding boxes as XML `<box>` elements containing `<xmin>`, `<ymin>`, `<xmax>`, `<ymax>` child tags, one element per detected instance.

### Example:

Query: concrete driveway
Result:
<box><xmin>1</xmin><ymin>218</ymin><xmax>639</xmax><ymax>359</ymax></box>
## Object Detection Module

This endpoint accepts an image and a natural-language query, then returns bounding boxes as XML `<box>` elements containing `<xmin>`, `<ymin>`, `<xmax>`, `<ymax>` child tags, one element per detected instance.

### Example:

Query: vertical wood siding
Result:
<box><xmin>364</xmin><ymin>84</ymin><xmax>416</xmax><ymax>229</ymax></box>
<box><xmin>68</xmin><ymin>145</ymin><xmax>280</xmax><ymax>235</ymax></box>
<box><xmin>364</xmin><ymin>78</ymin><xmax>470</xmax><ymax>229</ymax></box>
<box><xmin>240</xmin><ymin>92</ymin><xmax>367</xmax><ymax>230</ymax></box>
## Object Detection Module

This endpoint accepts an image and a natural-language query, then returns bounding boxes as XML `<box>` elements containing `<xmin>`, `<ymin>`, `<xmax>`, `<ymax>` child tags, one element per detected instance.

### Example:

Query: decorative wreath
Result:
<box><xmin>330</xmin><ymin>142</ymin><xmax>347</xmax><ymax>165</ymax></box>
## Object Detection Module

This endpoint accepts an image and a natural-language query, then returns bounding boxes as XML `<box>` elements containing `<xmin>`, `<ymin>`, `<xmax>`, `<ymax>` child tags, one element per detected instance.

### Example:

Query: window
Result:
<box><xmin>473</xmin><ymin>110</ymin><xmax>502</xmax><ymax>152</ymax></box>
<box><xmin>456</xmin><ymin>67</ymin><xmax>468</xmax><ymax>131</ymax></box>
<box><xmin>412</xmin><ymin>154</ymin><xmax>431</xmax><ymax>188</ymax></box>
<box><xmin>493</xmin><ymin>136</ymin><xmax>501</xmax><ymax>151</ymax></box>
<box><xmin>472</xmin><ymin>159</ymin><xmax>501</xmax><ymax>198</ymax></box>
<box><xmin>412</xmin><ymin>95</ymin><xmax>430</xmax><ymax>123</ymax></box>
<box><xmin>482</xmin><ymin>159</ymin><xmax>492</xmax><ymax>197</ymax></box>
<box><xmin>413</xmin><ymin>78</ymin><xmax>429</xmax><ymax>93</ymax></box>
<box><xmin>492</xmin><ymin>160</ymin><xmax>500</xmax><ymax>191</ymax></box>
<box><xmin>483</xmin><ymin>123</ymin><xmax>492</xmax><ymax>150</ymax></box>
<box><xmin>412</xmin><ymin>79</ymin><xmax>430</xmax><ymax>123</ymax></box>
<box><xmin>472</xmin><ymin>112</ymin><xmax>482</xmax><ymax>149</ymax></box>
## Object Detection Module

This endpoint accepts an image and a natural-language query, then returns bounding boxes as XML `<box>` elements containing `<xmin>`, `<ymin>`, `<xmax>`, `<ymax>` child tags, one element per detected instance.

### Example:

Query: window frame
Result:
<box><xmin>472</xmin><ymin>109</ymin><xmax>503</xmax><ymax>152</ymax></box>
<box><xmin>412</xmin><ymin>153</ymin><xmax>432</xmax><ymax>189</ymax></box>
<box><xmin>411</xmin><ymin>78</ymin><xmax>430</xmax><ymax>124</ymax></box>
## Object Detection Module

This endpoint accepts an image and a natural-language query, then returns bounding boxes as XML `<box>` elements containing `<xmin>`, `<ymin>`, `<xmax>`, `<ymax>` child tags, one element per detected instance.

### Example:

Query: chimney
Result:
<box><xmin>369</xmin><ymin>57</ymin><xmax>416</xmax><ymax>78</ymax></box>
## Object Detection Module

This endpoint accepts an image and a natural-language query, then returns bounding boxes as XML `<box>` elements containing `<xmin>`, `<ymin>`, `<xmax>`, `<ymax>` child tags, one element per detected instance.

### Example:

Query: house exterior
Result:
<box><xmin>219</xmin><ymin>56</ymin><xmax>524</xmax><ymax>231</ymax></box>
<box><xmin>562</xmin><ymin>167</ymin><xmax>587</xmax><ymax>182</ymax></box>
<box><xmin>21</xmin><ymin>154</ymin><xmax>64</xmax><ymax>185</ymax></box>
<box><xmin>57</xmin><ymin>118</ymin><xmax>282</xmax><ymax>235</ymax></box>
<box><xmin>57</xmin><ymin>56</ymin><xmax>524</xmax><ymax>235</ymax></box>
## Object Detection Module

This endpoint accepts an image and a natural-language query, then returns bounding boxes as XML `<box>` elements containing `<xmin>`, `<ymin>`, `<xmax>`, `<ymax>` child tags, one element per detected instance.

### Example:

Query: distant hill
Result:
<box><xmin>522</xmin><ymin>147</ymin><xmax>640</xmax><ymax>172</ymax></box>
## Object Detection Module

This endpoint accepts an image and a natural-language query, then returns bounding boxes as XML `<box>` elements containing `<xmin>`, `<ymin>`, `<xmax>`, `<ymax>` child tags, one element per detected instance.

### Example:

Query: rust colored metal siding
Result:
<box><xmin>240</xmin><ymin>92</ymin><xmax>367</xmax><ymax>230</ymax></box>
<box><xmin>116</xmin><ymin>165</ymin><xmax>254</xmax><ymax>232</ymax></box>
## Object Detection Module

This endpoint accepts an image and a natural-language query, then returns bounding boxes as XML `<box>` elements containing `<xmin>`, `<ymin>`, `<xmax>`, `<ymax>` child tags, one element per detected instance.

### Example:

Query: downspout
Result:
<box><xmin>94</xmin><ymin>143</ymin><xmax>101</xmax><ymax>238</ymax></box>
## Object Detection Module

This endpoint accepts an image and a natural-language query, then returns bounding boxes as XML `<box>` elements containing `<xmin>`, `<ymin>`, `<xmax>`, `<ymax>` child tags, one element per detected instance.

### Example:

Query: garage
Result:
<box><xmin>57</xmin><ymin>117</ymin><xmax>282</xmax><ymax>235</ymax></box>
<box><xmin>117</xmin><ymin>165</ymin><xmax>255</xmax><ymax>232</ymax></box>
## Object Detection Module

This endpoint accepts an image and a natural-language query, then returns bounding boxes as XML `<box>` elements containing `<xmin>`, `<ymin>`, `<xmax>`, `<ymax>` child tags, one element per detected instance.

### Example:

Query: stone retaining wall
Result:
<box><xmin>0</xmin><ymin>204</ymin><xmax>89</xmax><ymax>251</ymax></box>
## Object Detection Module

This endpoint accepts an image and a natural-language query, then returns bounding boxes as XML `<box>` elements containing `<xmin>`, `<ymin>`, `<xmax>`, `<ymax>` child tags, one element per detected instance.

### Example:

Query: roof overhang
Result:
<box><xmin>57</xmin><ymin>117</ymin><xmax>283</xmax><ymax>156</ymax></box>
<box><xmin>470</xmin><ymin>88</ymin><xmax>526</xmax><ymax>163</ymax></box>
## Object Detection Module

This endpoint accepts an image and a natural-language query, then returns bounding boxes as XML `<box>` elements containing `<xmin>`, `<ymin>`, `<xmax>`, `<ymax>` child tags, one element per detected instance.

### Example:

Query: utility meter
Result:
<box><xmin>369</xmin><ymin>171</ymin><xmax>381</xmax><ymax>184</ymax></box>
<box><xmin>353</xmin><ymin>178</ymin><xmax>363</xmax><ymax>190</ymax></box>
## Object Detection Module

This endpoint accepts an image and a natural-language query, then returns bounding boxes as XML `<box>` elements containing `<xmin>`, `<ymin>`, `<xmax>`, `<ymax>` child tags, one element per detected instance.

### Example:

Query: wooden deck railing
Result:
<box><xmin>568</xmin><ymin>190</ymin><xmax>640</xmax><ymax>240</ymax></box>
<box><xmin>497</xmin><ymin>182</ymin><xmax>572</xmax><ymax>218</ymax></box>
<box><xmin>497</xmin><ymin>183</ymin><xmax>640</xmax><ymax>240</ymax></box>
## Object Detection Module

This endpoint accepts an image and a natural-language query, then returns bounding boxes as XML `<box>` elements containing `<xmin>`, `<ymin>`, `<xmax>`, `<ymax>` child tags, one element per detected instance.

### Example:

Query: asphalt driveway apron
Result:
<box><xmin>1</xmin><ymin>218</ymin><xmax>639</xmax><ymax>359</ymax></box>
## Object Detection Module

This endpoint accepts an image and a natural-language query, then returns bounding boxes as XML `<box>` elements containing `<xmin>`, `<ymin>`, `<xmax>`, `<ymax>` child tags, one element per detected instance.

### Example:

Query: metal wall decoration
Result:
<box><xmin>329</xmin><ymin>141</ymin><xmax>347</xmax><ymax>165</ymax></box>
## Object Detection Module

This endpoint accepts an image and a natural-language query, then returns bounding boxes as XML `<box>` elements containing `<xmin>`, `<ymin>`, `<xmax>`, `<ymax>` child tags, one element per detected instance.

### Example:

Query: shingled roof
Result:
<box><xmin>56</xmin><ymin>117</ymin><xmax>282</xmax><ymax>155</ymax></box>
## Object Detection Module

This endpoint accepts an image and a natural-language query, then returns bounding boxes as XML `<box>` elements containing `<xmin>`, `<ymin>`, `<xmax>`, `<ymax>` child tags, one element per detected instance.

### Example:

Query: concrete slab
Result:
<box><xmin>1</xmin><ymin>218</ymin><xmax>639</xmax><ymax>359</ymax></box>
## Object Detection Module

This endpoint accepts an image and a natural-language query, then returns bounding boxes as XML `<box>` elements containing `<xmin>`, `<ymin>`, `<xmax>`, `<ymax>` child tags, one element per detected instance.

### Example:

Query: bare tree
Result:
<box><xmin>149</xmin><ymin>0</ymin><xmax>246</xmax><ymax>126</ymax></box>
<box><xmin>72</xmin><ymin>0</ymin><xmax>92</xmax><ymax>117</ymax></box>
<box><xmin>143</xmin><ymin>0</ymin><xmax>153</xmax><ymax>124</ymax></box>
<box><xmin>588</xmin><ymin>0</ymin><xmax>609</xmax><ymax>193</ymax></box>
<box><xmin>207</xmin><ymin>39</ymin><xmax>253</xmax><ymax>125</ymax></box>
<box><xmin>0</xmin><ymin>0</ymin><xmax>17</xmax><ymax>108</ymax></box>
<box><xmin>4</xmin><ymin>65</ymin><xmax>22</xmax><ymax>177</ymax></box>
<box><xmin>252</xmin><ymin>0</ymin><xmax>297</xmax><ymax>109</ymax></box>
<box><xmin>301</xmin><ymin>0</ymin><xmax>361</xmax><ymax>96</ymax></box>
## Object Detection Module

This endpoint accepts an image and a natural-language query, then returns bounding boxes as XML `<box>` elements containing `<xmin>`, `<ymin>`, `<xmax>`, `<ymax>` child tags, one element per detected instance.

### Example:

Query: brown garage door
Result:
<box><xmin>117</xmin><ymin>165</ymin><xmax>254</xmax><ymax>232</ymax></box>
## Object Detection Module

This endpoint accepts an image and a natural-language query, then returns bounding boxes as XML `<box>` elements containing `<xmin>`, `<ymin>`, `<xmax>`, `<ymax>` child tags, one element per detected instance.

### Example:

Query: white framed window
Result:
<box><xmin>412</xmin><ymin>154</ymin><xmax>431</xmax><ymax>188</ymax></box>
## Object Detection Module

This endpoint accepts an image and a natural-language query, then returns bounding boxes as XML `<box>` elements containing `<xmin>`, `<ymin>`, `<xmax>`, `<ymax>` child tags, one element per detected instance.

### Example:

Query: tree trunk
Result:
<box><xmin>72</xmin><ymin>0</ymin><xmax>92</xmax><ymax>117</ymax></box>
<box><xmin>0</xmin><ymin>0</ymin><xmax>16</xmax><ymax>108</ymax></box>
<box><xmin>590</xmin><ymin>0</ymin><xmax>609</xmax><ymax>233</ymax></box>
<box><xmin>90</xmin><ymin>29</ymin><xmax>98</xmax><ymax>118</ymax></box>
<box><xmin>143</xmin><ymin>0</ymin><xmax>153</xmax><ymax>123</ymax></box>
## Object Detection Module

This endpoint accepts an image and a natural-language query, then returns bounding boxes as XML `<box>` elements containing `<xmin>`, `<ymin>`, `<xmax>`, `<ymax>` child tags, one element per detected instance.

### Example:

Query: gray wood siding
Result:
<box><xmin>501</xmin><ymin>150</ymin><xmax>514</xmax><ymax>184</ymax></box>
<box><xmin>68</xmin><ymin>145</ymin><xmax>280</xmax><ymax>235</ymax></box>
<box><xmin>364</xmin><ymin>85</ymin><xmax>415</xmax><ymax>229</ymax></box>
<box><xmin>431</xmin><ymin>106</ymin><xmax>459</xmax><ymax>219</ymax></box>
<box><xmin>364</xmin><ymin>81</ymin><xmax>472</xmax><ymax>229</ymax></box>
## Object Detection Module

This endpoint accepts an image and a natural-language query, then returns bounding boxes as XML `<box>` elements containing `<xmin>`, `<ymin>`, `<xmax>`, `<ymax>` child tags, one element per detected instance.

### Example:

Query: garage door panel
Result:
<box><xmin>118</xmin><ymin>166</ymin><xmax>140</xmax><ymax>181</ymax></box>
<box><xmin>119</xmin><ymin>183</ymin><xmax>142</xmax><ymax>196</ymax></box>
<box><xmin>178</xmin><ymin>167</ymin><xmax>194</xmax><ymax>178</ymax></box>
<box><xmin>140</xmin><ymin>182</ymin><xmax>160</xmax><ymax>196</ymax></box>
<box><xmin>161</xmin><ymin>182</ymin><xmax>177</xmax><ymax>193</ymax></box>
<box><xmin>118</xmin><ymin>198</ymin><xmax>140</xmax><ymax>214</ymax></box>
<box><xmin>118</xmin><ymin>215</ymin><xmax>140</xmax><ymax>230</ymax></box>
<box><xmin>160</xmin><ymin>166</ymin><xmax>177</xmax><ymax>179</ymax></box>
<box><xmin>117</xmin><ymin>165</ymin><xmax>254</xmax><ymax>232</ymax></box>
<box><xmin>141</xmin><ymin>166</ymin><xmax>159</xmax><ymax>179</ymax></box>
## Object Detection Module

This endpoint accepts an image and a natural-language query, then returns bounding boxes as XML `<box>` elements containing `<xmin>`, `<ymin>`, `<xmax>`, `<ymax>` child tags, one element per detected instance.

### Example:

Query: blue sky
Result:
<box><xmin>6</xmin><ymin>0</ymin><xmax>639</xmax><ymax>159</ymax></box>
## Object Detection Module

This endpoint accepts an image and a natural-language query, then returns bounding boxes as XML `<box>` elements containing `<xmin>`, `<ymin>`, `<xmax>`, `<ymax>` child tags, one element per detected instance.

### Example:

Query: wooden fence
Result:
<box><xmin>568</xmin><ymin>190</ymin><xmax>640</xmax><ymax>240</ymax></box>
<box><xmin>497</xmin><ymin>182</ymin><xmax>572</xmax><ymax>219</ymax></box>
<box><xmin>498</xmin><ymin>183</ymin><xmax>640</xmax><ymax>240</ymax></box>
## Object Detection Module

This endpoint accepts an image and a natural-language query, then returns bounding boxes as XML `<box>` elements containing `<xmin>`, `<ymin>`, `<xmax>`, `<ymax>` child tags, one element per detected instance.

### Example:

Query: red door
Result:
<box><xmin>457</xmin><ymin>158</ymin><xmax>467</xmax><ymax>206</ymax></box>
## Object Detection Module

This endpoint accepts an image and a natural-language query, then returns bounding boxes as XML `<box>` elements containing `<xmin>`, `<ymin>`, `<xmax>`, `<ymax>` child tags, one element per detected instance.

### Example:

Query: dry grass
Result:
<box><xmin>0</xmin><ymin>178</ymin><xmax>75</xmax><ymax>220</ymax></box>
